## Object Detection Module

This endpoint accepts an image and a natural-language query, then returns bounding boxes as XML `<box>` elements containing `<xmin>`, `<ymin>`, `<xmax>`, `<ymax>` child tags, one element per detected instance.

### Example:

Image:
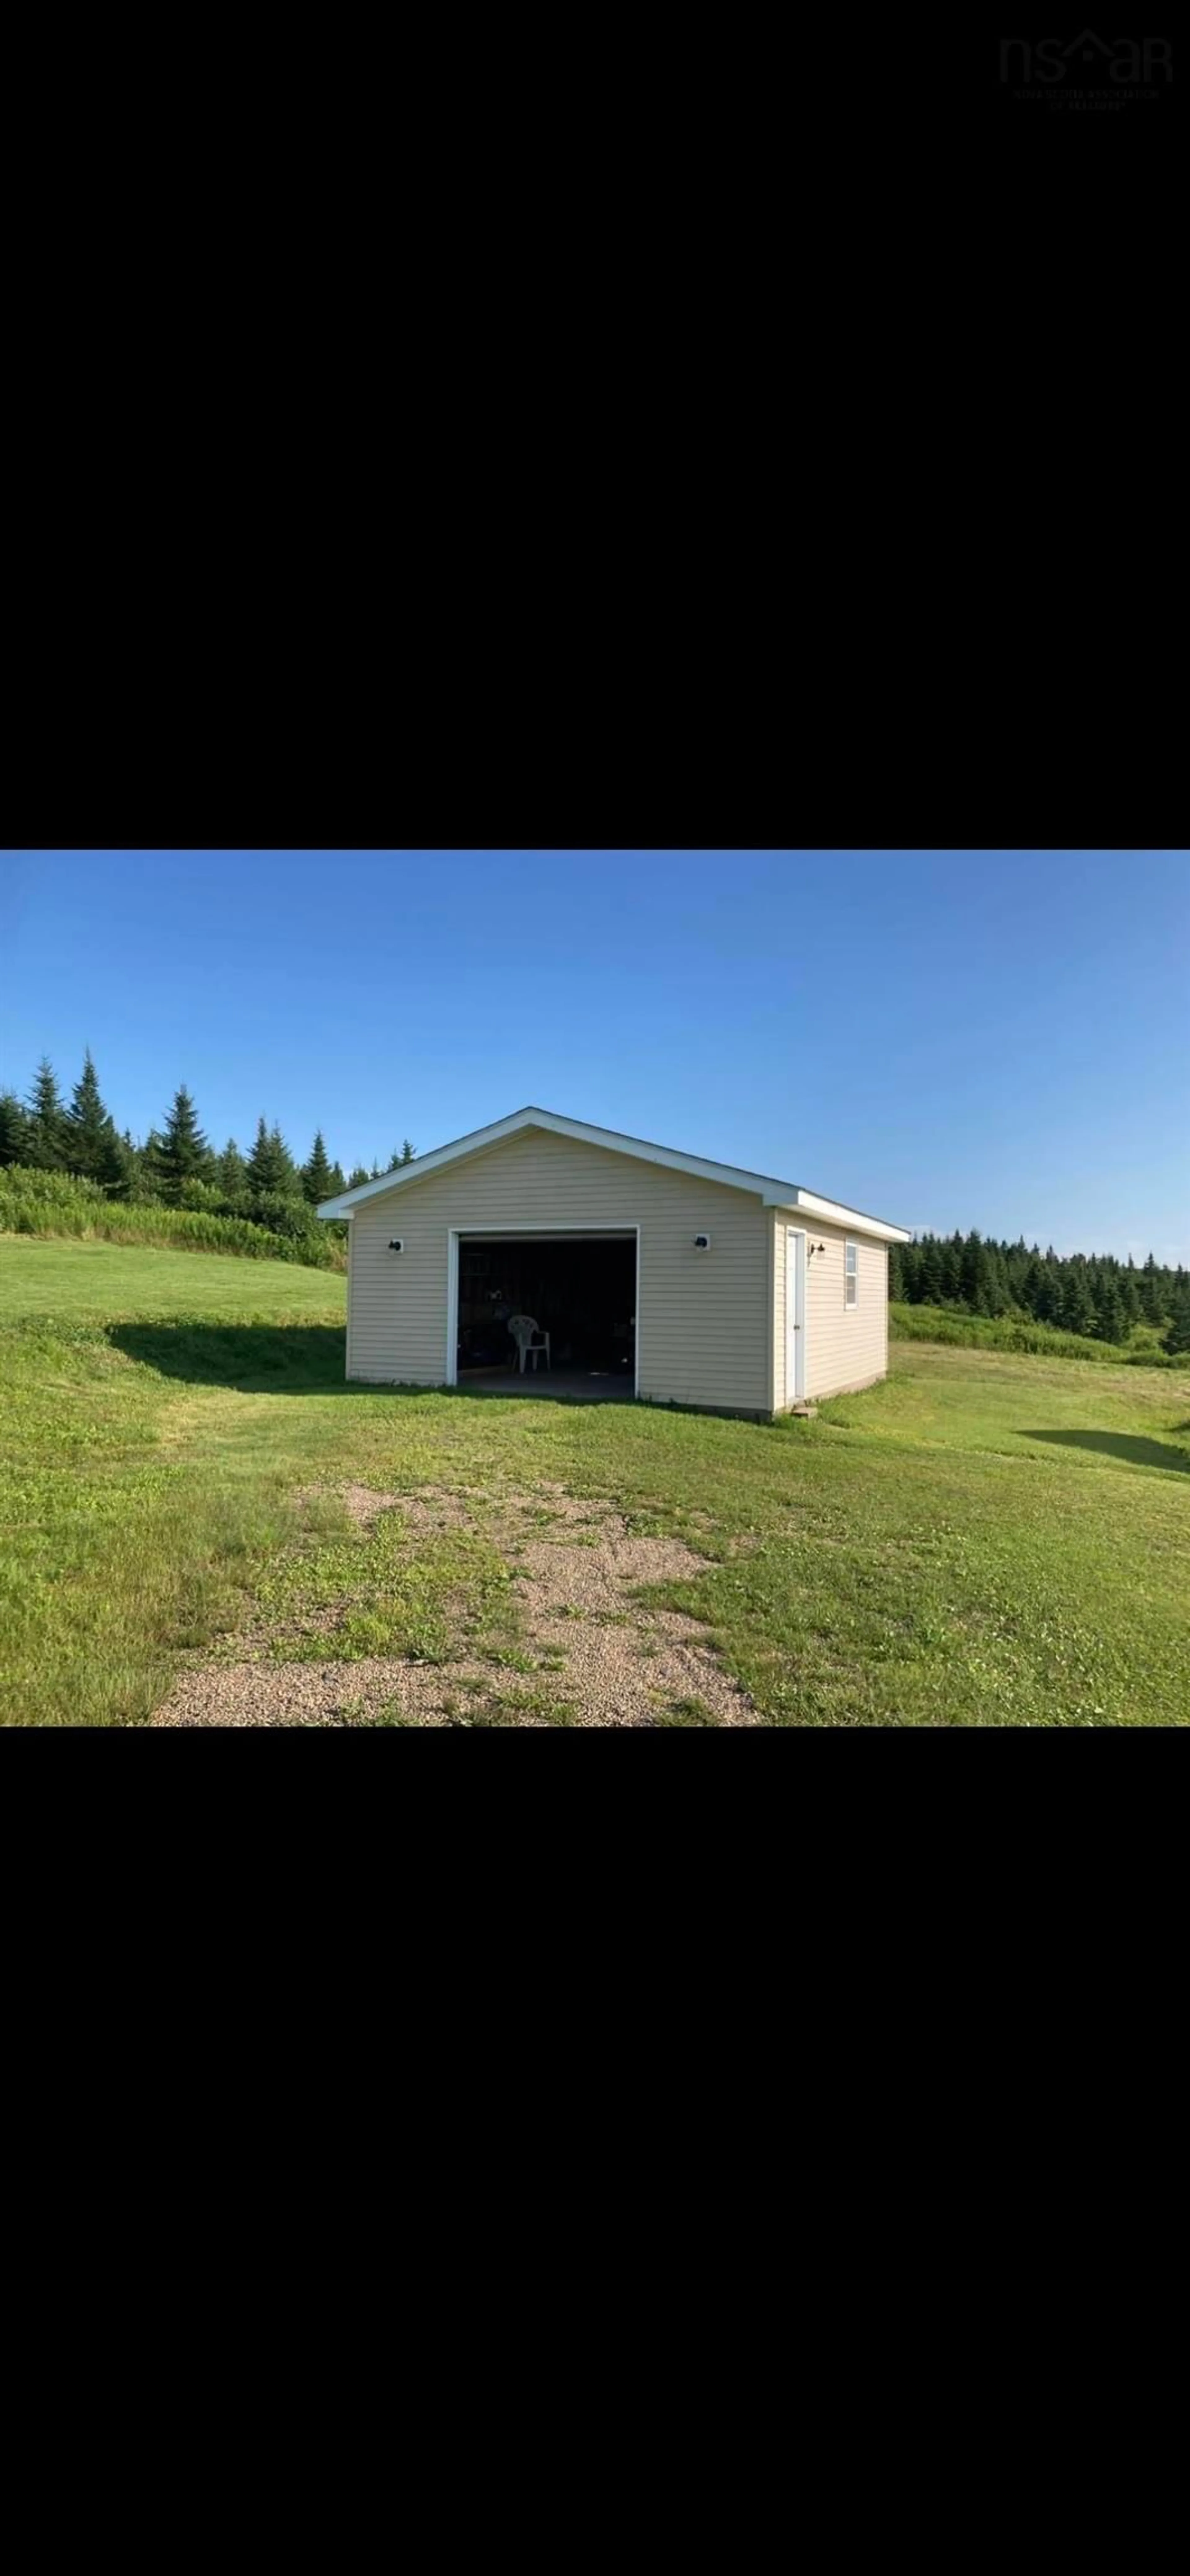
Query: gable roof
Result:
<box><xmin>317</xmin><ymin>1106</ymin><xmax>911</xmax><ymax>1242</ymax></box>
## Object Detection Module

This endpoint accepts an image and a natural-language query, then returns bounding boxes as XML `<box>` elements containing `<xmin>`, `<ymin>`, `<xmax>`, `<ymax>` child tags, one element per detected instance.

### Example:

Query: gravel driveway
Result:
<box><xmin>150</xmin><ymin>1483</ymin><xmax>760</xmax><ymax>1727</ymax></box>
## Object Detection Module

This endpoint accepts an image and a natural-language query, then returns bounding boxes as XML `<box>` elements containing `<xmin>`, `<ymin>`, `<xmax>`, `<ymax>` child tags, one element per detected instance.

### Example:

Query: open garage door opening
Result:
<box><xmin>451</xmin><ymin>1231</ymin><xmax>638</xmax><ymax>1399</ymax></box>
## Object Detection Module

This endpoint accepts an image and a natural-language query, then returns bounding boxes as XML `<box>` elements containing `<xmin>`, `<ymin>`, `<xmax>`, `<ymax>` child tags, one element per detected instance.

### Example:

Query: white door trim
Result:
<box><xmin>446</xmin><ymin>1224</ymin><xmax>641</xmax><ymax>1397</ymax></box>
<box><xmin>786</xmin><ymin>1227</ymin><xmax>806</xmax><ymax>1404</ymax></box>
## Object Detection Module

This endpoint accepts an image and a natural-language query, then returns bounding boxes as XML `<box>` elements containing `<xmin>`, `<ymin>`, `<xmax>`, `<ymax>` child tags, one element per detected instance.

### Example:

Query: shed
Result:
<box><xmin>317</xmin><ymin>1107</ymin><xmax>911</xmax><ymax>1417</ymax></box>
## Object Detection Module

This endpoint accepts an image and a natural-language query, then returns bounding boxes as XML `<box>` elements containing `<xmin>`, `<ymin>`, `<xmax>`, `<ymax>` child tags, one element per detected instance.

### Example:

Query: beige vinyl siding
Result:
<box><xmin>347</xmin><ymin>1125</ymin><xmax>772</xmax><ymax>1413</ymax></box>
<box><xmin>772</xmin><ymin>1213</ymin><xmax>888</xmax><ymax>1407</ymax></box>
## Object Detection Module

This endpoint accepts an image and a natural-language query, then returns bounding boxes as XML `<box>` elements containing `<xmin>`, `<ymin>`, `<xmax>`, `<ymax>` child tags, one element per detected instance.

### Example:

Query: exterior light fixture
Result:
<box><xmin>388</xmin><ymin>1238</ymin><xmax>404</xmax><ymax>1253</ymax></box>
<box><xmin>694</xmin><ymin>1232</ymin><xmax>711</xmax><ymax>1252</ymax></box>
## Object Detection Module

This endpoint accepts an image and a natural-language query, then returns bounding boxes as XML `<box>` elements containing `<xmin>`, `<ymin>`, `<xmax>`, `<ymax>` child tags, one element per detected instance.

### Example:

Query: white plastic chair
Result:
<box><xmin>508</xmin><ymin>1313</ymin><xmax>551</xmax><ymax>1374</ymax></box>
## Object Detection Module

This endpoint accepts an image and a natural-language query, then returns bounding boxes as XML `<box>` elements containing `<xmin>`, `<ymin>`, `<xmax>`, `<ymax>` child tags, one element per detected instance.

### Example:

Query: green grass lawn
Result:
<box><xmin>0</xmin><ymin>1238</ymin><xmax>347</xmax><ymax>1322</ymax></box>
<box><xmin>2</xmin><ymin>1237</ymin><xmax>1188</xmax><ymax>1726</ymax></box>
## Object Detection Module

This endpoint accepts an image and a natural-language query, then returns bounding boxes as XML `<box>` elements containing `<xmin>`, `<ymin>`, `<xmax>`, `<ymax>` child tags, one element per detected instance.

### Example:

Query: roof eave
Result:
<box><xmin>314</xmin><ymin>1106</ymin><xmax>911</xmax><ymax>1241</ymax></box>
<box><xmin>765</xmin><ymin>1185</ymin><xmax>912</xmax><ymax>1244</ymax></box>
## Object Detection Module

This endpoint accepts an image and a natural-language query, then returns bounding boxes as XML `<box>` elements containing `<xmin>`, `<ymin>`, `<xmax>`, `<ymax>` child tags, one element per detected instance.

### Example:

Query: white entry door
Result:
<box><xmin>785</xmin><ymin>1228</ymin><xmax>806</xmax><ymax>1404</ymax></box>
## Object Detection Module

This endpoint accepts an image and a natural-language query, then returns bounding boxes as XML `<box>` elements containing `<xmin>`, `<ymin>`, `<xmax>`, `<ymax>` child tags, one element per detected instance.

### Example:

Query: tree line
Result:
<box><xmin>3</xmin><ymin>1055</ymin><xmax>1185</xmax><ymax>1354</ymax></box>
<box><xmin>0</xmin><ymin>1052</ymin><xmax>414</xmax><ymax>1245</ymax></box>
<box><xmin>889</xmin><ymin>1231</ymin><xmax>1190</xmax><ymax>1357</ymax></box>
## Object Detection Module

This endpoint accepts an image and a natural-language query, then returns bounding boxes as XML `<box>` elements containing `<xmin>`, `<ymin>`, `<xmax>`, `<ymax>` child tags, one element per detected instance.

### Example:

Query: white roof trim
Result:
<box><xmin>316</xmin><ymin>1106</ymin><xmax>910</xmax><ymax>1240</ymax></box>
<box><xmin>769</xmin><ymin>1187</ymin><xmax>912</xmax><ymax>1245</ymax></box>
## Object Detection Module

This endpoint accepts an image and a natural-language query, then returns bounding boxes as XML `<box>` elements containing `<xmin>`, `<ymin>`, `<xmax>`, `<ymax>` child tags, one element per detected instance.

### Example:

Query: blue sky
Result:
<box><xmin>3</xmin><ymin>851</ymin><xmax>1187</xmax><ymax>1261</ymax></box>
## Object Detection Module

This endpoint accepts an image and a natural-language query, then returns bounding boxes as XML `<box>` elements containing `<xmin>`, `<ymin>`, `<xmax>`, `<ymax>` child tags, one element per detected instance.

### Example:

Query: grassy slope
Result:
<box><xmin>0</xmin><ymin>1238</ymin><xmax>346</xmax><ymax>1321</ymax></box>
<box><xmin>1</xmin><ymin>1242</ymin><xmax>1187</xmax><ymax>1726</ymax></box>
<box><xmin>890</xmin><ymin>1299</ymin><xmax>1175</xmax><ymax>1366</ymax></box>
<box><xmin>0</xmin><ymin>1167</ymin><xmax>344</xmax><ymax>1268</ymax></box>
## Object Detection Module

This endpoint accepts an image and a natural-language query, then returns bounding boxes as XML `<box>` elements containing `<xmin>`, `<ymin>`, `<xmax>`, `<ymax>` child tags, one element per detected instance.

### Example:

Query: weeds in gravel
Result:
<box><xmin>260</xmin><ymin>1521</ymin><xmax>521</xmax><ymax>1668</ymax></box>
<box><xmin>477</xmin><ymin>1683</ymin><xmax>575</xmax><ymax>1727</ymax></box>
<box><xmin>655</xmin><ymin>1695</ymin><xmax>721</xmax><ymax>1727</ymax></box>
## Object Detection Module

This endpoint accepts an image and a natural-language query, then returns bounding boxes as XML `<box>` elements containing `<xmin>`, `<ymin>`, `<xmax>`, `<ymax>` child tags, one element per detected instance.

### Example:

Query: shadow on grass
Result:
<box><xmin>106</xmin><ymin>1321</ymin><xmax>638</xmax><ymax>1408</ymax></box>
<box><xmin>108</xmin><ymin>1321</ymin><xmax>352</xmax><ymax>1391</ymax></box>
<box><xmin>1025</xmin><ymin>1428</ymin><xmax>1190</xmax><ymax>1474</ymax></box>
<box><xmin>105</xmin><ymin>1322</ymin><xmax>778</xmax><ymax>1426</ymax></box>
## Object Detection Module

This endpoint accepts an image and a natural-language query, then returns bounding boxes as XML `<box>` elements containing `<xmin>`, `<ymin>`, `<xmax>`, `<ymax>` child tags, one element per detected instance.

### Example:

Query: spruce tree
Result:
<box><xmin>246</xmin><ymin>1116</ymin><xmax>272</xmax><ymax>1194</ymax></box>
<box><xmin>1060</xmin><ymin>1268</ymin><xmax>1095</xmax><ymax>1338</ymax></box>
<box><xmin>268</xmin><ymin>1123</ymin><xmax>299</xmax><ymax>1194</ymax></box>
<box><xmin>1034</xmin><ymin>1262</ymin><xmax>1061</xmax><ymax>1326</ymax></box>
<box><xmin>98</xmin><ymin>1124</ymin><xmax>134</xmax><ymax>1198</ymax></box>
<box><xmin>400</xmin><ymin>1139</ymin><xmax>416</xmax><ymax>1164</ymax></box>
<box><xmin>1007</xmin><ymin>1238</ymin><xmax>1030</xmax><ymax>1309</ymax></box>
<box><xmin>24</xmin><ymin>1058</ymin><xmax>67</xmax><ymax>1169</ymax></box>
<box><xmin>1163</xmin><ymin>1282</ymin><xmax>1190</xmax><ymax>1358</ymax></box>
<box><xmin>328</xmin><ymin>1160</ymin><xmax>346</xmax><ymax>1196</ymax></box>
<box><xmin>1138</xmin><ymin>1254</ymin><xmax>1164</xmax><ymax>1324</ymax></box>
<box><xmin>983</xmin><ymin>1243</ymin><xmax>1010</xmax><ymax>1317</ymax></box>
<box><xmin>65</xmin><ymin>1049</ymin><xmax>113</xmax><ymax>1182</ymax></box>
<box><xmin>937</xmin><ymin>1235</ymin><xmax>964</xmax><ymax>1304</ymax></box>
<box><xmin>1094</xmin><ymin>1280</ymin><xmax>1125</xmax><ymax>1346</ymax></box>
<box><xmin>157</xmin><ymin>1085</ymin><xmax>210</xmax><ymax>1203</ymax></box>
<box><xmin>247</xmin><ymin>1116</ymin><xmax>290</xmax><ymax>1198</ymax></box>
<box><xmin>917</xmin><ymin>1238</ymin><xmax>944</xmax><ymax>1304</ymax></box>
<box><xmin>302</xmin><ymin>1131</ymin><xmax>334</xmax><ymax>1205</ymax></box>
<box><xmin>138</xmin><ymin>1128</ymin><xmax>168</xmax><ymax>1197</ymax></box>
<box><xmin>959</xmin><ymin>1231</ymin><xmax>993</xmax><ymax>1316</ymax></box>
<box><xmin>347</xmin><ymin>1165</ymin><xmax>370</xmax><ymax>1190</ymax></box>
<box><xmin>0</xmin><ymin>1091</ymin><xmax>29</xmax><ymax>1166</ymax></box>
<box><xmin>218</xmin><ymin>1139</ymin><xmax>248</xmax><ymax>1203</ymax></box>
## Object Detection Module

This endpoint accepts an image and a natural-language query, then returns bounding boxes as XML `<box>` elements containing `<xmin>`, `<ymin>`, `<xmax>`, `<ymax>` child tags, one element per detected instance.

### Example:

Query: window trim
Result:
<box><xmin>844</xmin><ymin>1239</ymin><xmax>858</xmax><ymax>1309</ymax></box>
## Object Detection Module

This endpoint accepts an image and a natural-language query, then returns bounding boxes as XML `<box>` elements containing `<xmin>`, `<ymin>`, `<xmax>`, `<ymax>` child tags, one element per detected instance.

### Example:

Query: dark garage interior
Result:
<box><xmin>456</xmin><ymin>1233</ymin><xmax>636</xmax><ymax>1394</ymax></box>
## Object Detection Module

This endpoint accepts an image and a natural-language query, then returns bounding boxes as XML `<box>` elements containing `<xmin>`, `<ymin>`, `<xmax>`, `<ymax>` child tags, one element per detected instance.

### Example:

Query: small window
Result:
<box><xmin>845</xmin><ymin>1241</ymin><xmax>858</xmax><ymax>1308</ymax></box>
